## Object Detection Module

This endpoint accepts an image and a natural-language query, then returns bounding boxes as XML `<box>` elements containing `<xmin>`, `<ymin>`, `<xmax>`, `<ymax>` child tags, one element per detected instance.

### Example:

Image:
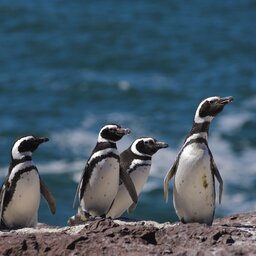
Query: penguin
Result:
<box><xmin>0</xmin><ymin>136</ymin><xmax>56</xmax><ymax>229</ymax></box>
<box><xmin>164</xmin><ymin>96</ymin><xmax>233</xmax><ymax>225</ymax></box>
<box><xmin>107</xmin><ymin>137</ymin><xmax>168</xmax><ymax>219</ymax></box>
<box><xmin>72</xmin><ymin>124</ymin><xmax>138</xmax><ymax>222</ymax></box>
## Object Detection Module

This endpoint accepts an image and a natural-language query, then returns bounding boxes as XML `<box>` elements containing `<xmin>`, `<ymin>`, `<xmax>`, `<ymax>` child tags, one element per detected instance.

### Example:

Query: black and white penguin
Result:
<box><xmin>107</xmin><ymin>137</ymin><xmax>168</xmax><ymax>218</ymax></box>
<box><xmin>0</xmin><ymin>136</ymin><xmax>56</xmax><ymax>229</ymax></box>
<box><xmin>164</xmin><ymin>96</ymin><xmax>233</xmax><ymax>225</ymax></box>
<box><xmin>72</xmin><ymin>124</ymin><xmax>138</xmax><ymax>222</ymax></box>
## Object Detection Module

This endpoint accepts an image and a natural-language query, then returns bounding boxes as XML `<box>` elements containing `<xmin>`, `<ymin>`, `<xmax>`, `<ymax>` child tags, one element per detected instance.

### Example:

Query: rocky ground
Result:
<box><xmin>0</xmin><ymin>212</ymin><xmax>256</xmax><ymax>255</ymax></box>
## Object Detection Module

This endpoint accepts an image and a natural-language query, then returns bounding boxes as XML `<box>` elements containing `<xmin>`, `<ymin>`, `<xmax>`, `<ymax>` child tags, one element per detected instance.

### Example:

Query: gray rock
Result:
<box><xmin>0</xmin><ymin>212</ymin><xmax>256</xmax><ymax>255</ymax></box>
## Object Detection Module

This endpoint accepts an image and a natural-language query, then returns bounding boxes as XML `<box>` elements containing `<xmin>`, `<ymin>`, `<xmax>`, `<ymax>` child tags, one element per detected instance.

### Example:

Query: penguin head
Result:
<box><xmin>98</xmin><ymin>124</ymin><xmax>131</xmax><ymax>143</ymax></box>
<box><xmin>194</xmin><ymin>96</ymin><xmax>233</xmax><ymax>123</ymax></box>
<box><xmin>11</xmin><ymin>135</ymin><xmax>49</xmax><ymax>160</ymax></box>
<box><xmin>131</xmin><ymin>137</ymin><xmax>168</xmax><ymax>157</ymax></box>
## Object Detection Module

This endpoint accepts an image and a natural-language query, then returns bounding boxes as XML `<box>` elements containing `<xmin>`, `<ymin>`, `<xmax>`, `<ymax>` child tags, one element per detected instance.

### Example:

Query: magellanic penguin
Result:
<box><xmin>0</xmin><ymin>136</ymin><xmax>56</xmax><ymax>229</ymax></box>
<box><xmin>72</xmin><ymin>124</ymin><xmax>138</xmax><ymax>222</ymax></box>
<box><xmin>107</xmin><ymin>137</ymin><xmax>168</xmax><ymax>218</ymax></box>
<box><xmin>164</xmin><ymin>96</ymin><xmax>233</xmax><ymax>225</ymax></box>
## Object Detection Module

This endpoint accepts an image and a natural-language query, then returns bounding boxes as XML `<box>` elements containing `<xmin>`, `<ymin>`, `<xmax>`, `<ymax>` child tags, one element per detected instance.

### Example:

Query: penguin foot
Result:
<box><xmin>88</xmin><ymin>215</ymin><xmax>104</xmax><ymax>221</ymax></box>
<box><xmin>67</xmin><ymin>211</ymin><xmax>91</xmax><ymax>226</ymax></box>
<box><xmin>68</xmin><ymin>211</ymin><xmax>112</xmax><ymax>225</ymax></box>
<box><xmin>87</xmin><ymin>214</ymin><xmax>113</xmax><ymax>222</ymax></box>
<box><xmin>67</xmin><ymin>215</ymin><xmax>83</xmax><ymax>226</ymax></box>
<box><xmin>180</xmin><ymin>217</ymin><xmax>187</xmax><ymax>224</ymax></box>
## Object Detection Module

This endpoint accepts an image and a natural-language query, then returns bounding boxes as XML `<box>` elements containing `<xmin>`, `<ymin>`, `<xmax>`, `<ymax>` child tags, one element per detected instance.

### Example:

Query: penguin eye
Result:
<box><xmin>145</xmin><ymin>140</ymin><xmax>153</xmax><ymax>145</ymax></box>
<box><xmin>109</xmin><ymin>128</ymin><xmax>115</xmax><ymax>133</ymax></box>
<box><xmin>209</xmin><ymin>99</ymin><xmax>216</xmax><ymax>104</ymax></box>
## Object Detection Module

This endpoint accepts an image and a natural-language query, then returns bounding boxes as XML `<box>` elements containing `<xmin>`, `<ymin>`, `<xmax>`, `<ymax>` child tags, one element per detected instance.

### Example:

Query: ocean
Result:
<box><xmin>0</xmin><ymin>0</ymin><xmax>256</xmax><ymax>226</ymax></box>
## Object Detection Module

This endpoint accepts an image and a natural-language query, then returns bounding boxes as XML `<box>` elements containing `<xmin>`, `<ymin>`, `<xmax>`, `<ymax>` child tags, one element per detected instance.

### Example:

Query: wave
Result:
<box><xmin>50</xmin><ymin>110</ymin><xmax>256</xmax><ymax>185</ymax></box>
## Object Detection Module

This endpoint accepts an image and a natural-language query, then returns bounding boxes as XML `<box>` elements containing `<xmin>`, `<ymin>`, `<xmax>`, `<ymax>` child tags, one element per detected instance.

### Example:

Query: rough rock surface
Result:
<box><xmin>0</xmin><ymin>212</ymin><xmax>256</xmax><ymax>255</ymax></box>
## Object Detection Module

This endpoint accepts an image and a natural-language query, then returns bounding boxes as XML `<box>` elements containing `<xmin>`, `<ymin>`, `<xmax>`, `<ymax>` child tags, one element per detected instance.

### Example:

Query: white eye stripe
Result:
<box><xmin>11</xmin><ymin>136</ymin><xmax>34</xmax><ymax>160</ymax></box>
<box><xmin>144</xmin><ymin>138</ymin><xmax>153</xmax><ymax>143</ymax></box>
<box><xmin>194</xmin><ymin>96</ymin><xmax>220</xmax><ymax>124</ymax></box>
<box><xmin>205</xmin><ymin>96</ymin><xmax>219</xmax><ymax>103</ymax></box>
<box><xmin>99</xmin><ymin>124</ymin><xmax>118</xmax><ymax>133</ymax></box>
<box><xmin>194</xmin><ymin>115</ymin><xmax>214</xmax><ymax>124</ymax></box>
<box><xmin>130</xmin><ymin>138</ymin><xmax>153</xmax><ymax>157</ymax></box>
<box><xmin>98</xmin><ymin>124</ymin><xmax>120</xmax><ymax>143</ymax></box>
<box><xmin>98</xmin><ymin>135</ymin><xmax>116</xmax><ymax>143</ymax></box>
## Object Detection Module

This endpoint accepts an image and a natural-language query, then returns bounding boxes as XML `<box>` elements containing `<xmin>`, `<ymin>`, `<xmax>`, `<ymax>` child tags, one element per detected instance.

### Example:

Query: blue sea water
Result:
<box><xmin>0</xmin><ymin>0</ymin><xmax>256</xmax><ymax>226</ymax></box>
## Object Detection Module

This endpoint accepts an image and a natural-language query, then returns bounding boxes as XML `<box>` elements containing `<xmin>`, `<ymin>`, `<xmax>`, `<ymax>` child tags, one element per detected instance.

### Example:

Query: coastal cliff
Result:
<box><xmin>0</xmin><ymin>212</ymin><xmax>256</xmax><ymax>255</ymax></box>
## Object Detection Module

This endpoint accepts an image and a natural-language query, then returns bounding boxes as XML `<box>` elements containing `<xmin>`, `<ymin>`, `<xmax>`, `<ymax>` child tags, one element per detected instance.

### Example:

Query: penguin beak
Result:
<box><xmin>35</xmin><ymin>137</ymin><xmax>49</xmax><ymax>145</ymax></box>
<box><xmin>116</xmin><ymin>128</ymin><xmax>131</xmax><ymax>136</ymax></box>
<box><xmin>155</xmin><ymin>141</ymin><xmax>168</xmax><ymax>149</ymax></box>
<box><xmin>219</xmin><ymin>96</ymin><xmax>233</xmax><ymax>105</ymax></box>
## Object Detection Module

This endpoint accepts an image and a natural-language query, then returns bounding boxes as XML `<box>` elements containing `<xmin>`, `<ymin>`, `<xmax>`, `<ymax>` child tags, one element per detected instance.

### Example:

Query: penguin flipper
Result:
<box><xmin>211</xmin><ymin>162</ymin><xmax>223</xmax><ymax>205</ymax></box>
<box><xmin>209</xmin><ymin>149</ymin><xmax>223</xmax><ymax>205</ymax></box>
<box><xmin>0</xmin><ymin>175</ymin><xmax>10</xmax><ymax>222</ymax></box>
<box><xmin>127</xmin><ymin>202</ymin><xmax>137</xmax><ymax>213</ymax></box>
<box><xmin>73</xmin><ymin>182</ymin><xmax>80</xmax><ymax>209</ymax></box>
<box><xmin>119</xmin><ymin>167</ymin><xmax>138</xmax><ymax>204</ymax></box>
<box><xmin>73</xmin><ymin>163</ymin><xmax>89</xmax><ymax>209</ymax></box>
<box><xmin>164</xmin><ymin>160</ymin><xmax>178</xmax><ymax>203</ymax></box>
<box><xmin>0</xmin><ymin>184</ymin><xmax>7</xmax><ymax>220</ymax></box>
<box><xmin>40</xmin><ymin>178</ymin><xmax>56</xmax><ymax>214</ymax></box>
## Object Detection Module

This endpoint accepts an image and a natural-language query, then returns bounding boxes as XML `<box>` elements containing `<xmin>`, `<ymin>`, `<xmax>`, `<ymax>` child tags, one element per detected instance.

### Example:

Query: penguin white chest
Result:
<box><xmin>129</xmin><ymin>164</ymin><xmax>151</xmax><ymax>194</ymax></box>
<box><xmin>174</xmin><ymin>143</ymin><xmax>215</xmax><ymax>225</ymax></box>
<box><xmin>82</xmin><ymin>157</ymin><xmax>119</xmax><ymax>216</ymax></box>
<box><xmin>107</xmin><ymin>163</ymin><xmax>151</xmax><ymax>218</ymax></box>
<box><xmin>3</xmin><ymin>169</ymin><xmax>40</xmax><ymax>228</ymax></box>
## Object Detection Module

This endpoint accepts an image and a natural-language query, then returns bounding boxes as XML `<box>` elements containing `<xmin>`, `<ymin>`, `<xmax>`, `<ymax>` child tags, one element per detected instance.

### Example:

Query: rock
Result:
<box><xmin>0</xmin><ymin>212</ymin><xmax>256</xmax><ymax>255</ymax></box>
